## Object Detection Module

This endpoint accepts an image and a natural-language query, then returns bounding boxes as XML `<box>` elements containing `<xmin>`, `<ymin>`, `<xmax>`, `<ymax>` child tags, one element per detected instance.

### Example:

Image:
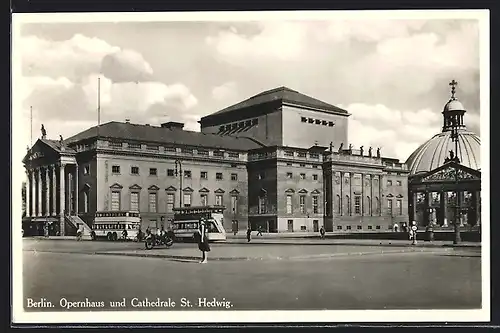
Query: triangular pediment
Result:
<box><xmin>419</xmin><ymin>161</ymin><xmax>481</xmax><ymax>183</ymax></box>
<box><xmin>23</xmin><ymin>139</ymin><xmax>65</xmax><ymax>164</ymax></box>
<box><xmin>230</xmin><ymin>189</ymin><xmax>240</xmax><ymax>195</ymax></box>
<box><xmin>165</xmin><ymin>185</ymin><xmax>177</xmax><ymax>192</ymax></box>
<box><xmin>214</xmin><ymin>188</ymin><xmax>225</xmax><ymax>194</ymax></box>
<box><xmin>298</xmin><ymin>189</ymin><xmax>308</xmax><ymax>194</ymax></box>
<box><xmin>183</xmin><ymin>187</ymin><xmax>194</xmax><ymax>192</ymax></box>
<box><xmin>148</xmin><ymin>185</ymin><xmax>160</xmax><ymax>191</ymax></box>
<box><xmin>311</xmin><ymin>189</ymin><xmax>321</xmax><ymax>194</ymax></box>
<box><xmin>386</xmin><ymin>193</ymin><xmax>394</xmax><ymax>198</ymax></box>
<box><xmin>284</xmin><ymin>188</ymin><xmax>295</xmax><ymax>194</ymax></box>
<box><xmin>129</xmin><ymin>184</ymin><xmax>142</xmax><ymax>190</ymax></box>
<box><xmin>110</xmin><ymin>183</ymin><xmax>123</xmax><ymax>189</ymax></box>
<box><xmin>199</xmin><ymin>187</ymin><xmax>210</xmax><ymax>193</ymax></box>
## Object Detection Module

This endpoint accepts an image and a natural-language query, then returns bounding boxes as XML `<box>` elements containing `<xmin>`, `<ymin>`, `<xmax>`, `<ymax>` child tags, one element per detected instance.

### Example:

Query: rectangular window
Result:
<box><xmin>396</xmin><ymin>180</ymin><xmax>402</xmax><ymax>186</ymax></box>
<box><xmin>286</xmin><ymin>172</ymin><xmax>293</xmax><ymax>179</ymax></box>
<box><xmin>84</xmin><ymin>165</ymin><xmax>90</xmax><ymax>175</ymax></box>
<box><xmin>228</xmin><ymin>152</ymin><xmax>239</xmax><ymax>159</ymax></box>
<box><xmin>146</xmin><ymin>145</ymin><xmax>159</xmax><ymax>151</ymax></box>
<box><xmin>286</xmin><ymin>195</ymin><xmax>293</xmax><ymax>214</ymax></box>
<box><xmin>128</xmin><ymin>143</ymin><xmax>141</xmax><ymax>150</ymax></box>
<box><xmin>397</xmin><ymin>199</ymin><xmax>403</xmax><ymax>215</ymax></box>
<box><xmin>300</xmin><ymin>164</ymin><xmax>306</xmax><ymax>167</ymax></box>
<box><xmin>287</xmin><ymin>220</ymin><xmax>294</xmax><ymax>232</ymax></box>
<box><xmin>298</xmin><ymin>152</ymin><xmax>307</xmax><ymax>158</ymax></box>
<box><xmin>164</xmin><ymin>146</ymin><xmax>176</xmax><ymax>152</ymax></box>
<box><xmin>328</xmin><ymin>121</ymin><xmax>334</xmax><ymax>127</ymax></box>
<box><xmin>112</xmin><ymin>165</ymin><xmax>120</xmax><ymax>174</ymax></box>
<box><xmin>312</xmin><ymin>165</ymin><xmax>319</xmax><ymax>169</ymax></box>
<box><xmin>182</xmin><ymin>148</ymin><xmax>193</xmax><ymax>154</ymax></box>
<box><xmin>184</xmin><ymin>170</ymin><xmax>191</xmax><ymax>178</ymax></box>
<box><xmin>200</xmin><ymin>171</ymin><xmax>208</xmax><ymax>179</ymax></box>
<box><xmin>300</xmin><ymin>173</ymin><xmax>306</xmax><ymax>180</ymax></box>
<box><xmin>376</xmin><ymin>225</ymin><xmax>381</xmax><ymax>230</ymax></box>
<box><xmin>357</xmin><ymin>225</ymin><xmax>362</xmax><ymax>230</ymax></box>
<box><xmin>109</xmin><ymin>141</ymin><xmax>122</xmax><ymax>148</ymax></box>
<box><xmin>337</xmin><ymin>225</ymin><xmax>342</xmax><ymax>230</ymax></box>
<box><xmin>131</xmin><ymin>166</ymin><xmax>139</xmax><ymax>175</ymax></box>
<box><xmin>167</xmin><ymin>169</ymin><xmax>175</xmax><ymax>177</ymax></box>
<box><xmin>387</xmin><ymin>180</ymin><xmax>393</xmax><ymax>186</ymax></box>
<box><xmin>213</xmin><ymin>151</ymin><xmax>224</xmax><ymax>158</ymax></box>
<box><xmin>130</xmin><ymin>192</ymin><xmax>139</xmax><ymax>211</ymax></box>
<box><xmin>388</xmin><ymin>199</ymin><xmax>393</xmax><ymax>216</ymax></box>
<box><xmin>183</xmin><ymin>193</ymin><xmax>192</xmax><ymax>207</ymax></box>
<box><xmin>149</xmin><ymin>192</ymin><xmax>157</xmax><ymax>213</ymax></box>
<box><xmin>309</xmin><ymin>153</ymin><xmax>319</xmax><ymax>159</ymax></box>
<box><xmin>286</xmin><ymin>163</ymin><xmax>292</xmax><ymax>166</ymax></box>
<box><xmin>322</xmin><ymin>120</ymin><xmax>327</xmax><ymax>125</ymax></box>
<box><xmin>200</xmin><ymin>194</ymin><xmax>208</xmax><ymax>206</ymax></box>
<box><xmin>111</xmin><ymin>191</ymin><xmax>120</xmax><ymax>211</ymax></box>
<box><xmin>231</xmin><ymin>196</ymin><xmax>238</xmax><ymax>214</ymax></box>
<box><xmin>197</xmin><ymin>149</ymin><xmax>209</xmax><ymax>156</ymax></box>
<box><xmin>354</xmin><ymin>195</ymin><xmax>361</xmax><ymax>215</ymax></box>
<box><xmin>166</xmin><ymin>193</ymin><xmax>175</xmax><ymax>212</ymax></box>
<box><xmin>312</xmin><ymin>196</ymin><xmax>319</xmax><ymax>214</ymax></box>
<box><xmin>284</xmin><ymin>150</ymin><xmax>294</xmax><ymax>157</ymax></box>
<box><xmin>299</xmin><ymin>195</ymin><xmax>306</xmax><ymax>214</ymax></box>
<box><xmin>301</xmin><ymin>117</ymin><xmax>307</xmax><ymax>123</ymax></box>
<box><xmin>231</xmin><ymin>173</ymin><xmax>238</xmax><ymax>181</ymax></box>
<box><xmin>215</xmin><ymin>194</ymin><xmax>223</xmax><ymax>206</ymax></box>
<box><xmin>368</xmin><ymin>225</ymin><xmax>373</xmax><ymax>230</ymax></box>
<box><xmin>149</xmin><ymin>168</ymin><xmax>157</xmax><ymax>176</ymax></box>
<box><xmin>346</xmin><ymin>225</ymin><xmax>352</xmax><ymax>230</ymax></box>
<box><xmin>258</xmin><ymin>197</ymin><xmax>266</xmax><ymax>214</ymax></box>
<box><xmin>312</xmin><ymin>174</ymin><xmax>318</xmax><ymax>181</ymax></box>
<box><xmin>216</xmin><ymin>172</ymin><xmax>223</xmax><ymax>180</ymax></box>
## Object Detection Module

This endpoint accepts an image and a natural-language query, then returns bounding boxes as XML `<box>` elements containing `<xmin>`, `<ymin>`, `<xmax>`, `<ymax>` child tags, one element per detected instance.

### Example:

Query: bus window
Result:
<box><xmin>208</xmin><ymin>222</ymin><xmax>219</xmax><ymax>233</ymax></box>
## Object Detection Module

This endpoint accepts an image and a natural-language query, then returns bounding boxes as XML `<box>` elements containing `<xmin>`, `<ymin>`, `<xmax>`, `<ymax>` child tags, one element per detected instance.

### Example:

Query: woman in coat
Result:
<box><xmin>197</xmin><ymin>218</ymin><xmax>211</xmax><ymax>263</ymax></box>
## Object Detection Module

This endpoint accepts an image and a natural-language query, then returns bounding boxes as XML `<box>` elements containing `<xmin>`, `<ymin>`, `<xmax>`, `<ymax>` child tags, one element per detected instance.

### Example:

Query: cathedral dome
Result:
<box><xmin>405</xmin><ymin>129</ymin><xmax>481</xmax><ymax>175</ymax></box>
<box><xmin>406</xmin><ymin>80</ymin><xmax>481</xmax><ymax>175</ymax></box>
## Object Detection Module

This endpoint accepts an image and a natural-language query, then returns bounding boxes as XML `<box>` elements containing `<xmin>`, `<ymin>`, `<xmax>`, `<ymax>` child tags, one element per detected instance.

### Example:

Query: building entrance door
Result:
<box><xmin>287</xmin><ymin>220</ymin><xmax>293</xmax><ymax>232</ymax></box>
<box><xmin>313</xmin><ymin>220</ymin><xmax>319</xmax><ymax>232</ymax></box>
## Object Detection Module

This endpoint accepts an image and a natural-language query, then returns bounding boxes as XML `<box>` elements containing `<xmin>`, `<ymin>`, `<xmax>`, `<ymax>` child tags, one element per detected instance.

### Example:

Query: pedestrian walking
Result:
<box><xmin>319</xmin><ymin>225</ymin><xmax>325</xmax><ymax>240</ymax></box>
<box><xmin>257</xmin><ymin>225</ymin><xmax>263</xmax><ymax>237</ymax></box>
<box><xmin>197</xmin><ymin>218</ymin><xmax>210</xmax><ymax>264</ymax></box>
<box><xmin>246</xmin><ymin>226</ymin><xmax>252</xmax><ymax>243</ymax></box>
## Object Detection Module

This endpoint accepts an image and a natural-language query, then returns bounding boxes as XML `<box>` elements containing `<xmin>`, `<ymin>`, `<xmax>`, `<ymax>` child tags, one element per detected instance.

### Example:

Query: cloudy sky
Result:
<box><xmin>15</xmin><ymin>13</ymin><xmax>482</xmax><ymax>162</ymax></box>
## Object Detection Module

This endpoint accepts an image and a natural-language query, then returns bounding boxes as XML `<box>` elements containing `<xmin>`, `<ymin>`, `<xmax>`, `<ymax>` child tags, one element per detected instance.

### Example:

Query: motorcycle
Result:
<box><xmin>145</xmin><ymin>233</ymin><xmax>174</xmax><ymax>250</ymax></box>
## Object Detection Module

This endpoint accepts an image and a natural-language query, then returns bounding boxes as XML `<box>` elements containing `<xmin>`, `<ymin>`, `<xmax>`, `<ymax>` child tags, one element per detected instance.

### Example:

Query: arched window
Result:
<box><xmin>345</xmin><ymin>195</ymin><xmax>351</xmax><ymax>215</ymax></box>
<box><xmin>375</xmin><ymin>196</ymin><xmax>380</xmax><ymax>214</ymax></box>
<box><xmin>367</xmin><ymin>196</ymin><xmax>371</xmax><ymax>215</ymax></box>
<box><xmin>336</xmin><ymin>195</ymin><xmax>341</xmax><ymax>215</ymax></box>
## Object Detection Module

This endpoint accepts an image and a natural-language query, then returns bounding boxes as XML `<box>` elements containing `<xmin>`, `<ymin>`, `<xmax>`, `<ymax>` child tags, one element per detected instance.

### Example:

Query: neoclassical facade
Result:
<box><xmin>406</xmin><ymin>82</ymin><xmax>481</xmax><ymax>229</ymax></box>
<box><xmin>23</xmin><ymin>87</ymin><xmax>409</xmax><ymax>235</ymax></box>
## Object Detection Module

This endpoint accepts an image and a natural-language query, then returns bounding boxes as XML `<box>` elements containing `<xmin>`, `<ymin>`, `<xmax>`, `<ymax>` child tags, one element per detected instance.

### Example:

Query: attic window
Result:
<box><xmin>308</xmin><ymin>118</ymin><xmax>314</xmax><ymax>123</ymax></box>
<box><xmin>228</xmin><ymin>152</ymin><xmax>239</xmax><ymax>159</ymax></box>
<box><xmin>232</xmin><ymin>123</ymin><xmax>237</xmax><ymax>130</ymax></box>
<box><xmin>109</xmin><ymin>141</ymin><xmax>122</xmax><ymax>148</ymax></box>
<box><xmin>213</xmin><ymin>151</ymin><xmax>224</xmax><ymax>158</ymax></box>
<box><xmin>328</xmin><ymin>121</ymin><xmax>334</xmax><ymax>127</ymax></box>
<box><xmin>238</xmin><ymin>122</ymin><xmax>244</xmax><ymax>128</ymax></box>
<box><xmin>252</xmin><ymin>119</ymin><xmax>258</xmax><ymax>125</ymax></box>
<box><xmin>164</xmin><ymin>146</ymin><xmax>176</xmax><ymax>152</ymax></box>
<box><xmin>315</xmin><ymin>119</ymin><xmax>321</xmax><ymax>125</ymax></box>
<box><xmin>197</xmin><ymin>149</ymin><xmax>209</xmax><ymax>156</ymax></box>
<box><xmin>301</xmin><ymin>117</ymin><xmax>307</xmax><ymax>123</ymax></box>
<box><xmin>128</xmin><ymin>143</ymin><xmax>141</xmax><ymax>150</ymax></box>
<box><xmin>245</xmin><ymin>120</ymin><xmax>251</xmax><ymax>126</ymax></box>
<box><xmin>219</xmin><ymin>126</ymin><xmax>224</xmax><ymax>132</ymax></box>
<box><xmin>322</xmin><ymin>120</ymin><xmax>328</xmax><ymax>126</ymax></box>
<box><xmin>182</xmin><ymin>148</ymin><xmax>193</xmax><ymax>154</ymax></box>
<box><xmin>146</xmin><ymin>145</ymin><xmax>159</xmax><ymax>151</ymax></box>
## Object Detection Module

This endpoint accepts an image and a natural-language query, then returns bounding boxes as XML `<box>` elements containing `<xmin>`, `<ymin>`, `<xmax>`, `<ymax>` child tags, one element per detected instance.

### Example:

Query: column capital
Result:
<box><xmin>59</xmin><ymin>161</ymin><xmax>67</xmax><ymax>168</ymax></box>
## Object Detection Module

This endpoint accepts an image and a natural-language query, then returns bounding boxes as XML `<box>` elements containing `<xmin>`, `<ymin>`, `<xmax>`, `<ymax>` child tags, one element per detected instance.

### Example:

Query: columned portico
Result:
<box><xmin>45</xmin><ymin>167</ymin><xmax>50</xmax><ymax>216</ymax></box>
<box><xmin>52</xmin><ymin>165</ymin><xmax>57</xmax><ymax>216</ymax></box>
<box><xmin>37</xmin><ymin>168</ymin><xmax>42</xmax><ymax>217</ymax></box>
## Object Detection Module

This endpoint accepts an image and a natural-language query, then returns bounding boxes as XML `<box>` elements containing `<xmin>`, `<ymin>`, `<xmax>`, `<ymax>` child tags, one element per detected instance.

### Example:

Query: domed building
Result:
<box><xmin>406</xmin><ymin>80</ymin><xmax>481</xmax><ymax>230</ymax></box>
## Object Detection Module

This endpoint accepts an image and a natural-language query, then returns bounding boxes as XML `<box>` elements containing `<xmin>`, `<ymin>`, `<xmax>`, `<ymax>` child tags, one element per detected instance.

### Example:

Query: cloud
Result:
<box><xmin>20</xmin><ymin>34</ymin><xmax>198</xmax><ymax>133</ymax></box>
<box><xmin>342</xmin><ymin>103</ymin><xmax>442</xmax><ymax>161</ymax></box>
<box><xmin>21</xmin><ymin>34</ymin><xmax>155</xmax><ymax>83</ymax></box>
<box><xmin>212</xmin><ymin>81</ymin><xmax>238</xmax><ymax>101</ymax></box>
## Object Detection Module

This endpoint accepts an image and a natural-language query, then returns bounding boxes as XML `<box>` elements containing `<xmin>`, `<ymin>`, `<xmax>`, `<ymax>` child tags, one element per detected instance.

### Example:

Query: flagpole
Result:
<box><xmin>30</xmin><ymin>106</ymin><xmax>33</xmax><ymax>146</ymax></box>
<box><xmin>97</xmin><ymin>77</ymin><xmax>101</xmax><ymax>137</ymax></box>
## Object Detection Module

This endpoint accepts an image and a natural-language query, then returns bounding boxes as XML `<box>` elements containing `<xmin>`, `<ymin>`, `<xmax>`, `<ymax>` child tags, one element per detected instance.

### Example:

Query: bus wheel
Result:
<box><xmin>112</xmin><ymin>232</ymin><xmax>118</xmax><ymax>241</ymax></box>
<box><xmin>107</xmin><ymin>233</ymin><xmax>113</xmax><ymax>241</ymax></box>
<box><xmin>90</xmin><ymin>231</ymin><xmax>96</xmax><ymax>241</ymax></box>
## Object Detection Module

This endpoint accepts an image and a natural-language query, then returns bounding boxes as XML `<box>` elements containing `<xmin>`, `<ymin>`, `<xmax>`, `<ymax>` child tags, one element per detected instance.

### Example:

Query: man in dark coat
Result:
<box><xmin>246</xmin><ymin>226</ymin><xmax>252</xmax><ymax>242</ymax></box>
<box><xmin>197</xmin><ymin>218</ymin><xmax>211</xmax><ymax>263</ymax></box>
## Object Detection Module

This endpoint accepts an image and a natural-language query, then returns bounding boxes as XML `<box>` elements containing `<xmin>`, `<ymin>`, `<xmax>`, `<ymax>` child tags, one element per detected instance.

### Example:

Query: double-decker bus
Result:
<box><xmin>91</xmin><ymin>211</ymin><xmax>141</xmax><ymax>241</ymax></box>
<box><xmin>171</xmin><ymin>206</ymin><xmax>227</xmax><ymax>242</ymax></box>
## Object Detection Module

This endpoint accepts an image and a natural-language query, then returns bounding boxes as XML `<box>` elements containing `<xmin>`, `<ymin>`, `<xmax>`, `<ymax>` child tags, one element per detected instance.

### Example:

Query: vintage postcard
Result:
<box><xmin>12</xmin><ymin>10</ymin><xmax>490</xmax><ymax>325</ymax></box>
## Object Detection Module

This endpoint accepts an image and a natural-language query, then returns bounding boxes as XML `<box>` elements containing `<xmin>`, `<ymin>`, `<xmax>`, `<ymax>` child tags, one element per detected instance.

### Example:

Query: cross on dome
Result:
<box><xmin>449</xmin><ymin>79</ymin><xmax>458</xmax><ymax>99</ymax></box>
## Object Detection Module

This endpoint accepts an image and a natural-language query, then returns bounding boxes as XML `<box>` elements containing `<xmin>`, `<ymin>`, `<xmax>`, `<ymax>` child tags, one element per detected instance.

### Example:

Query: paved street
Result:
<box><xmin>22</xmin><ymin>238</ymin><xmax>481</xmax><ymax>311</ymax></box>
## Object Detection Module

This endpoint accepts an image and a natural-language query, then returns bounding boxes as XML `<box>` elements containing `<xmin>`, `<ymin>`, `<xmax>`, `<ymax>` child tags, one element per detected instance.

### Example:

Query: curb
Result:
<box><xmin>94</xmin><ymin>251</ymin><xmax>250</xmax><ymax>261</ymax></box>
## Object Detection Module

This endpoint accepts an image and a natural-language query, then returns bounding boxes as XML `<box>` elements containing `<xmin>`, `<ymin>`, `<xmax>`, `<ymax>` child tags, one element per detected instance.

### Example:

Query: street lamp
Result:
<box><xmin>174</xmin><ymin>159</ymin><xmax>183</xmax><ymax>208</ymax></box>
<box><xmin>450</xmin><ymin>120</ymin><xmax>461</xmax><ymax>244</ymax></box>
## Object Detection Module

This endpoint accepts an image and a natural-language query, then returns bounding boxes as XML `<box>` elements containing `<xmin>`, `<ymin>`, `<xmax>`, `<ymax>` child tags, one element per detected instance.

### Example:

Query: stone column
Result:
<box><xmin>424</xmin><ymin>191</ymin><xmax>431</xmax><ymax>226</ymax></box>
<box><xmin>370</xmin><ymin>175</ymin><xmax>374</xmax><ymax>216</ymax></box>
<box><xmin>52</xmin><ymin>165</ymin><xmax>57</xmax><ymax>216</ymax></box>
<box><xmin>59</xmin><ymin>163</ymin><xmax>66</xmax><ymax>236</ymax></box>
<box><xmin>378</xmin><ymin>175</ymin><xmax>382</xmax><ymax>216</ymax></box>
<box><xmin>31</xmin><ymin>169</ymin><xmax>37</xmax><ymax>217</ymax></box>
<box><xmin>45</xmin><ymin>167</ymin><xmax>50</xmax><ymax>217</ymax></box>
<box><xmin>476</xmin><ymin>191</ymin><xmax>481</xmax><ymax>226</ymax></box>
<box><xmin>339</xmin><ymin>172</ymin><xmax>343</xmax><ymax>216</ymax></box>
<box><xmin>37</xmin><ymin>168</ymin><xmax>42</xmax><ymax>216</ymax></box>
<box><xmin>440</xmin><ymin>192</ymin><xmax>448</xmax><ymax>227</ymax></box>
<box><xmin>409</xmin><ymin>191</ymin><xmax>417</xmax><ymax>223</ymax></box>
<box><xmin>349</xmin><ymin>173</ymin><xmax>353</xmax><ymax>216</ymax></box>
<box><xmin>25</xmin><ymin>170</ymin><xmax>31</xmax><ymax>217</ymax></box>
<box><xmin>75</xmin><ymin>165</ymin><xmax>79</xmax><ymax>215</ymax></box>
<box><xmin>361</xmin><ymin>173</ymin><xmax>364</xmax><ymax>216</ymax></box>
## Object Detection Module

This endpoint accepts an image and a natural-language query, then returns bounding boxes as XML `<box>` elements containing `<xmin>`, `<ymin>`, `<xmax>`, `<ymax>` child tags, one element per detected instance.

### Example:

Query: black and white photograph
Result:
<box><xmin>12</xmin><ymin>10</ymin><xmax>489</xmax><ymax>324</ymax></box>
